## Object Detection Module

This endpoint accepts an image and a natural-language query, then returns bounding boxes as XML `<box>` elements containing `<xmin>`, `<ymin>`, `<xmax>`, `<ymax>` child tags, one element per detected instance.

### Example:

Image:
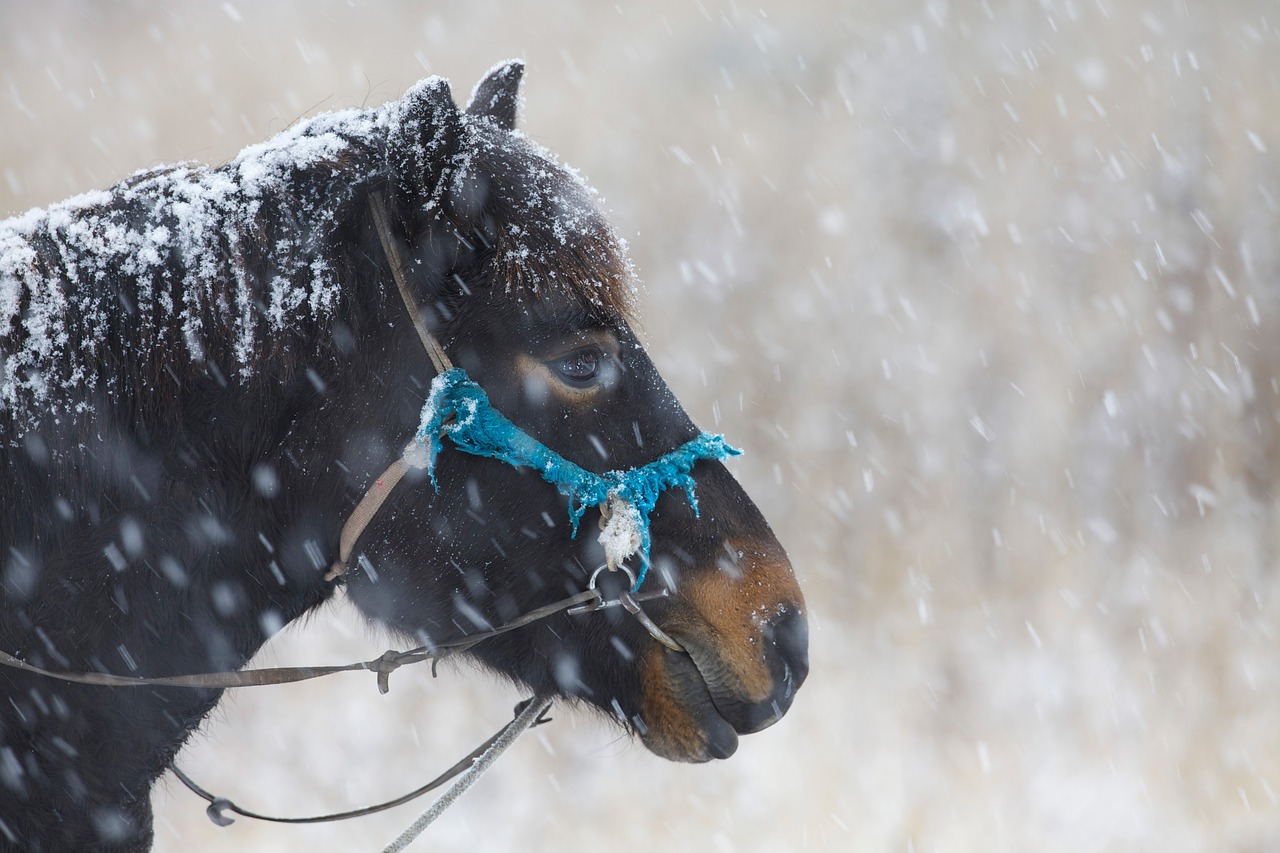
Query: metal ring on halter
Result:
<box><xmin>590</xmin><ymin>562</ymin><xmax>635</xmax><ymax>591</ymax></box>
<box><xmin>567</xmin><ymin>564</ymin><xmax>635</xmax><ymax>614</ymax></box>
<box><xmin>566</xmin><ymin>563</ymin><xmax>684</xmax><ymax>652</ymax></box>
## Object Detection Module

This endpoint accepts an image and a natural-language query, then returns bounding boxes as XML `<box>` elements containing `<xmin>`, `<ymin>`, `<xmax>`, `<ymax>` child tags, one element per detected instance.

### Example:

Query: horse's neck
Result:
<box><xmin>0</xmin><ymin>411</ymin><xmax>346</xmax><ymax>847</ymax></box>
<box><xmin>0</xmin><ymin>330</ymin><xmax>379</xmax><ymax>848</ymax></box>
<box><xmin>0</xmin><ymin>107</ymin><xmax>398</xmax><ymax>849</ymax></box>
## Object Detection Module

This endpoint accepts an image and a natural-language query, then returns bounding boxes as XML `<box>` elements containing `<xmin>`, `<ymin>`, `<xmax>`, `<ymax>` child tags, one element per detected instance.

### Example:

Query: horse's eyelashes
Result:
<box><xmin>555</xmin><ymin>348</ymin><xmax>601</xmax><ymax>383</ymax></box>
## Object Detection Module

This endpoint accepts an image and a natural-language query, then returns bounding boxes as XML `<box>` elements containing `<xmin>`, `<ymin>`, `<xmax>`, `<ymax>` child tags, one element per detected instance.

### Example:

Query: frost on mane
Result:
<box><xmin>0</xmin><ymin>77</ymin><xmax>637</xmax><ymax>440</ymax></box>
<box><xmin>0</xmin><ymin>106</ymin><xmax>386</xmax><ymax>436</ymax></box>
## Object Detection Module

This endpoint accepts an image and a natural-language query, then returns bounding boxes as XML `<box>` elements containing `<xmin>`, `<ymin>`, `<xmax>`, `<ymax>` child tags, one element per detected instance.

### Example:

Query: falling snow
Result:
<box><xmin>3</xmin><ymin>1</ymin><xmax>1280</xmax><ymax>851</ymax></box>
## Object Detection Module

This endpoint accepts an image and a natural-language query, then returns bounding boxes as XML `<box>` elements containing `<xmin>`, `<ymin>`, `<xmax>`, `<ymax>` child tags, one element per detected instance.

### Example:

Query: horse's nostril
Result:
<box><xmin>764</xmin><ymin>607</ymin><xmax>810</xmax><ymax>694</ymax></box>
<box><xmin>710</xmin><ymin>606</ymin><xmax>809</xmax><ymax>736</ymax></box>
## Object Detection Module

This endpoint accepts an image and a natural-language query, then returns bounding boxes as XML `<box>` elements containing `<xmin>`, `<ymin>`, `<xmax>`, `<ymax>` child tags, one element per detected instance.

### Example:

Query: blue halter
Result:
<box><xmin>414</xmin><ymin>368</ymin><xmax>741</xmax><ymax>590</ymax></box>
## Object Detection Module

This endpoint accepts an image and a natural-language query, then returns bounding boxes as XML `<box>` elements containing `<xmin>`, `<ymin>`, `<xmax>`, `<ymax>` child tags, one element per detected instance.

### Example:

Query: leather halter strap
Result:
<box><xmin>323</xmin><ymin>191</ymin><xmax>453</xmax><ymax>582</ymax></box>
<box><xmin>368</xmin><ymin>190</ymin><xmax>453</xmax><ymax>376</ymax></box>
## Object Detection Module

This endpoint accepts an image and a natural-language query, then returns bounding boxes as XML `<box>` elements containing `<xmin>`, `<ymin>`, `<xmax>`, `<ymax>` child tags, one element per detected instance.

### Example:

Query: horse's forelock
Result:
<box><xmin>453</xmin><ymin>121</ymin><xmax>637</xmax><ymax>324</ymax></box>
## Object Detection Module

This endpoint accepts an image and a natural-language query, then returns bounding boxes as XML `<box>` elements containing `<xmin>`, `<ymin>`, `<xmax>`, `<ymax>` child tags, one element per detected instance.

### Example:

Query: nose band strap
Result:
<box><xmin>415</xmin><ymin>368</ymin><xmax>741</xmax><ymax>589</ymax></box>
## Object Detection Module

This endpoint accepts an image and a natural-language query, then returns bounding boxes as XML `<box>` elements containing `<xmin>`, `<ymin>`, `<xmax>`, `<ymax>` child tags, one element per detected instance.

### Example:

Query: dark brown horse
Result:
<box><xmin>0</xmin><ymin>61</ymin><xmax>807</xmax><ymax>851</ymax></box>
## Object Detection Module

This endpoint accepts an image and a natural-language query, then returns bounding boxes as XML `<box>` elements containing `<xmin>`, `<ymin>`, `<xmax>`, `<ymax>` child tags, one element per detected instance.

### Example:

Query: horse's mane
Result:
<box><xmin>0</xmin><ymin>83</ymin><xmax>634</xmax><ymax>440</ymax></box>
<box><xmin>0</xmin><ymin>107</ymin><xmax>387</xmax><ymax>437</ymax></box>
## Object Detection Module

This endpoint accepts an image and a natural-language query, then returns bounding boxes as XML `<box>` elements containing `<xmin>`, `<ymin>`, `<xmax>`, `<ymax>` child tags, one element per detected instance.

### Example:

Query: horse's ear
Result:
<box><xmin>465</xmin><ymin>60</ymin><xmax>524</xmax><ymax>130</ymax></box>
<box><xmin>386</xmin><ymin>76</ymin><xmax>463</xmax><ymax>203</ymax></box>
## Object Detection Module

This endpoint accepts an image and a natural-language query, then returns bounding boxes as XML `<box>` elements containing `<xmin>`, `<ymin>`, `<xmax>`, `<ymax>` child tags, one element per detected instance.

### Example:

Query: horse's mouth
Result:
<box><xmin>637</xmin><ymin>607</ymin><xmax>808</xmax><ymax>762</ymax></box>
<box><xmin>639</xmin><ymin>647</ymin><xmax>741</xmax><ymax>761</ymax></box>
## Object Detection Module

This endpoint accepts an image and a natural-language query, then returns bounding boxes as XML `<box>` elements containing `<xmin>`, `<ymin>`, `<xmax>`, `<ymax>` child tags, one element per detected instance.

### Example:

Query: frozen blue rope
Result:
<box><xmin>414</xmin><ymin>368</ymin><xmax>741</xmax><ymax>590</ymax></box>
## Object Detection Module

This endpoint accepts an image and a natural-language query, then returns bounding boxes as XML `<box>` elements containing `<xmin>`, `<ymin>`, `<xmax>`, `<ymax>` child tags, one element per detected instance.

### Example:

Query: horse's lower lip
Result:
<box><xmin>656</xmin><ymin>648</ymin><xmax>740</xmax><ymax>761</ymax></box>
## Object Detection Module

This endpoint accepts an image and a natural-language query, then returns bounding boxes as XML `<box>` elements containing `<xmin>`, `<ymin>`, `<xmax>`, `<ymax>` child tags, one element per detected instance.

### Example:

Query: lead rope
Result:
<box><xmin>170</xmin><ymin>697</ymin><xmax>555</xmax><ymax>831</ymax></box>
<box><xmin>379</xmin><ymin>695</ymin><xmax>554</xmax><ymax>853</ymax></box>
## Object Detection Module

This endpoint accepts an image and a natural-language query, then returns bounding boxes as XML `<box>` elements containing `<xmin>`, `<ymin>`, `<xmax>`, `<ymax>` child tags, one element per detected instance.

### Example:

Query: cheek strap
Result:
<box><xmin>416</xmin><ymin>368</ymin><xmax>741</xmax><ymax>590</ymax></box>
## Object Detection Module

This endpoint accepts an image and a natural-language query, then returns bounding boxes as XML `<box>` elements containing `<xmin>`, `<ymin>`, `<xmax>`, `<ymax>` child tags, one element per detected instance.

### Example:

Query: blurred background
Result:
<box><xmin>3</xmin><ymin>1</ymin><xmax>1279</xmax><ymax>850</ymax></box>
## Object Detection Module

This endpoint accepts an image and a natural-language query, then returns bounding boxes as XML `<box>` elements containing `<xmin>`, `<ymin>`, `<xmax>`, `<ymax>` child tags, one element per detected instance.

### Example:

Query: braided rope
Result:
<box><xmin>416</xmin><ymin>368</ymin><xmax>741</xmax><ymax>589</ymax></box>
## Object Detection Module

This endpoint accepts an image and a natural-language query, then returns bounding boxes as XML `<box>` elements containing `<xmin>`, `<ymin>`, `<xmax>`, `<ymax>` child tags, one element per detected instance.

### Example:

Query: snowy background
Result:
<box><xmin>4</xmin><ymin>1</ymin><xmax>1280</xmax><ymax>850</ymax></box>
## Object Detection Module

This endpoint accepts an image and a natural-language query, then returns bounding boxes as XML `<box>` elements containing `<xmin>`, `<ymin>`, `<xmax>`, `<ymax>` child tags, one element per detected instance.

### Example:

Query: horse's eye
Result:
<box><xmin>555</xmin><ymin>348</ymin><xmax>601</xmax><ymax>383</ymax></box>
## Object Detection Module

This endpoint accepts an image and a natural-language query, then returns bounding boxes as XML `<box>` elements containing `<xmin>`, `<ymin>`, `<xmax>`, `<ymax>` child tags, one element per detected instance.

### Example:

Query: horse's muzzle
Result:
<box><xmin>637</xmin><ymin>547</ymin><xmax>809</xmax><ymax>762</ymax></box>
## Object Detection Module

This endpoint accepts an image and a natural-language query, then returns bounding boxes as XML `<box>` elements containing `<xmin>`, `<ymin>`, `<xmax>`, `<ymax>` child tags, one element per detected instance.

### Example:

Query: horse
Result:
<box><xmin>0</xmin><ymin>61</ymin><xmax>808</xmax><ymax>851</ymax></box>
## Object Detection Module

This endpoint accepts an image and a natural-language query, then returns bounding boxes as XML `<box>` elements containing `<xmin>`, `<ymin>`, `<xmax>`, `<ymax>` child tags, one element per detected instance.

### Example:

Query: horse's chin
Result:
<box><xmin>635</xmin><ymin>648</ymin><xmax>741</xmax><ymax>763</ymax></box>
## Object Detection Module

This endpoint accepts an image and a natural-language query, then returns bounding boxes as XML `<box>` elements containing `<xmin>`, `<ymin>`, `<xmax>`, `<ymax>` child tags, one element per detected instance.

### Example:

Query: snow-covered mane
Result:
<box><xmin>0</xmin><ymin>78</ymin><xmax>632</xmax><ymax>439</ymax></box>
<box><xmin>0</xmin><ymin>108</ymin><xmax>384</xmax><ymax>434</ymax></box>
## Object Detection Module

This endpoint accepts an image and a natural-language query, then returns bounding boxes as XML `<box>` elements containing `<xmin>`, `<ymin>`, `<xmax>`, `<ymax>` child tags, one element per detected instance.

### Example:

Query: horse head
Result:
<box><xmin>341</xmin><ymin>62</ymin><xmax>809</xmax><ymax>761</ymax></box>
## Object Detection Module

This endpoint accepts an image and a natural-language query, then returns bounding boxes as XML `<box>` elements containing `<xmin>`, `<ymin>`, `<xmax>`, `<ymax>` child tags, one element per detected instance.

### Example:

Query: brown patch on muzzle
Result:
<box><xmin>639</xmin><ymin>539</ymin><xmax>808</xmax><ymax>762</ymax></box>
